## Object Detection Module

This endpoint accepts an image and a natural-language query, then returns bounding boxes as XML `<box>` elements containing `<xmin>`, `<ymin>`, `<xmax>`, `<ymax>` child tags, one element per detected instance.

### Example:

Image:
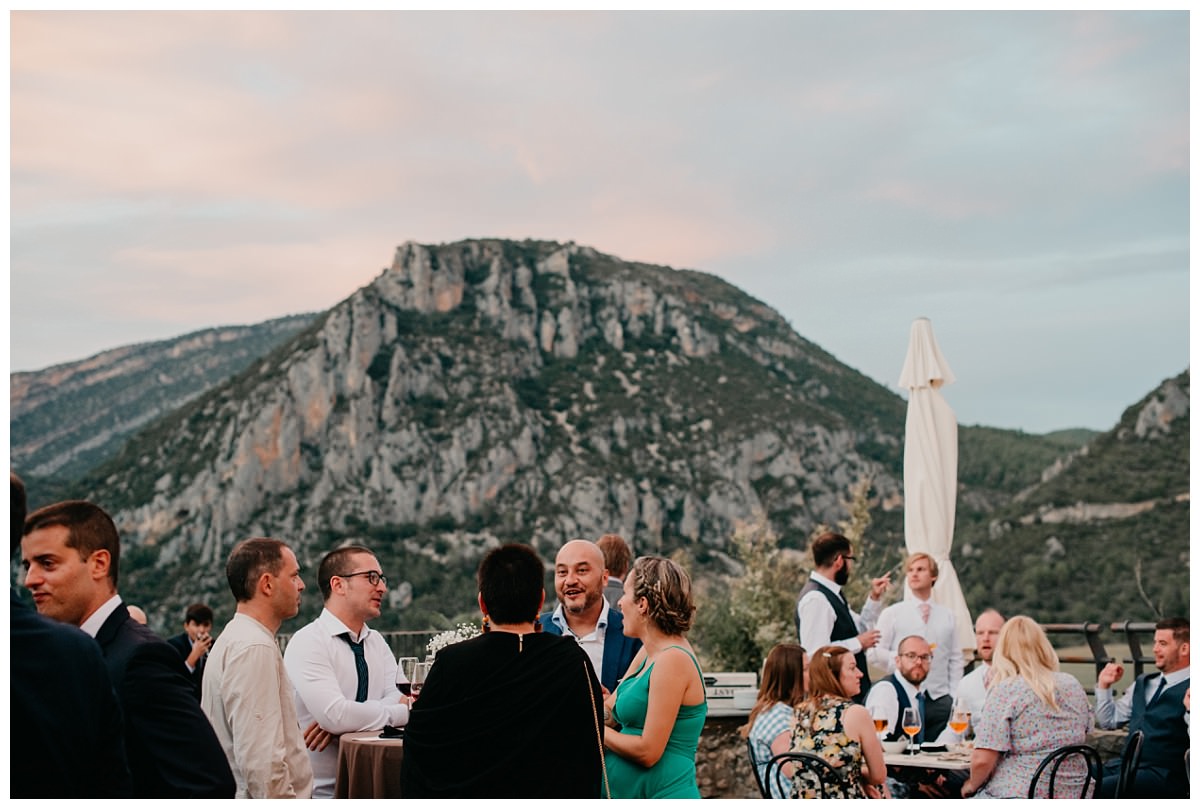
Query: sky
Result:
<box><xmin>9</xmin><ymin>10</ymin><xmax>1190</xmax><ymax>434</ymax></box>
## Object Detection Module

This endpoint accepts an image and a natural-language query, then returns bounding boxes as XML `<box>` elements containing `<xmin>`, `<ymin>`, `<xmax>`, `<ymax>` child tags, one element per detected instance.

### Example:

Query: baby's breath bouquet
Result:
<box><xmin>426</xmin><ymin>622</ymin><xmax>481</xmax><ymax>659</ymax></box>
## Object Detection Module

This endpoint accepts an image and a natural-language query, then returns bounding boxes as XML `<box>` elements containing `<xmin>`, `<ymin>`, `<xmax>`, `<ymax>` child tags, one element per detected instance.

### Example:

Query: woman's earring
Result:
<box><xmin>482</xmin><ymin>614</ymin><xmax>491</xmax><ymax>633</ymax></box>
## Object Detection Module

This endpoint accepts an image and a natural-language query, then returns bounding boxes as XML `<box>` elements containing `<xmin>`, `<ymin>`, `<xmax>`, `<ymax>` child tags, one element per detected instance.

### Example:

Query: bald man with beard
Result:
<box><xmin>539</xmin><ymin>539</ymin><xmax>640</xmax><ymax>692</ymax></box>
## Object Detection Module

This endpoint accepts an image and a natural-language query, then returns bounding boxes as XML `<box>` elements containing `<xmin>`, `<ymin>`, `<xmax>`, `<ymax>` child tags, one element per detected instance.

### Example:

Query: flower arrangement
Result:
<box><xmin>426</xmin><ymin>622</ymin><xmax>481</xmax><ymax>658</ymax></box>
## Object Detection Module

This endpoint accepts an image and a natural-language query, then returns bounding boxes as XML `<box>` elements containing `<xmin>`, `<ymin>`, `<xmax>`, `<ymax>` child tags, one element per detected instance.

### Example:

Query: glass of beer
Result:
<box><xmin>871</xmin><ymin>704</ymin><xmax>888</xmax><ymax>741</ymax></box>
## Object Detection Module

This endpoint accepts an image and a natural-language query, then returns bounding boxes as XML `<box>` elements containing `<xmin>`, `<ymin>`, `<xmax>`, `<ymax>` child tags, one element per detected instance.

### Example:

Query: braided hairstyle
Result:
<box><xmin>629</xmin><ymin>556</ymin><xmax>695</xmax><ymax>636</ymax></box>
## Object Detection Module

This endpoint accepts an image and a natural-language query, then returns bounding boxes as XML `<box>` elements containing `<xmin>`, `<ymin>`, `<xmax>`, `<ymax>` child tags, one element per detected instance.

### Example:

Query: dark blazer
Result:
<box><xmin>95</xmin><ymin>602</ymin><xmax>235</xmax><ymax>798</ymax></box>
<box><xmin>166</xmin><ymin>631</ymin><xmax>205</xmax><ymax>700</ymax></box>
<box><xmin>10</xmin><ymin>589</ymin><xmax>133</xmax><ymax>797</ymax></box>
<box><xmin>539</xmin><ymin>605</ymin><xmax>641</xmax><ymax>692</ymax></box>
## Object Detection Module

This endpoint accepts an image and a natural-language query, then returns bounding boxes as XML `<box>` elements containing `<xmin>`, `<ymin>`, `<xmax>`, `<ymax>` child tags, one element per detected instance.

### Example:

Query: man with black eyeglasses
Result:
<box><xmin>796</xmin><ymin>532</ymin><xmax>891</xmax><ymax>703</ymax></box>
<box><xmin>283</xmin><ymin>545</ymin><xmax>411</xmax><ymax>798</ymax></box>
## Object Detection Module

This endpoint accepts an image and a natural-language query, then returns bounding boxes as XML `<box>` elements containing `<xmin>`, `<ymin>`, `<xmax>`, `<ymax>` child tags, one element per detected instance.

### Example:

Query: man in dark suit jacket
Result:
<box><xmin>166</xmin><ymin>602</ymin><xmax>214</xmax><ymax>701</ymax></box>
<box><xmin>21</xmin><ymin>499</ymin><xmax>235</xmax><ymax>798</ymax></box>
<box><xmin>10</xmin><ymin>473</ymin><xmax>133</xmax><ymax>798</ymax></box>
<box><xmin>539</xmin><ymin>539</ymin><xmax>640</xmax><ymax>692</ymax></box>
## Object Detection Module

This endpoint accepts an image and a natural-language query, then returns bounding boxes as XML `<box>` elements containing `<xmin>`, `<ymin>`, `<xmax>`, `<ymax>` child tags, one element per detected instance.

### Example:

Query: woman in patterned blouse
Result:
<box><xmin>787</xmin><ymin>645</ymin><xmax>887</xmax><ymax>798</ymax></box>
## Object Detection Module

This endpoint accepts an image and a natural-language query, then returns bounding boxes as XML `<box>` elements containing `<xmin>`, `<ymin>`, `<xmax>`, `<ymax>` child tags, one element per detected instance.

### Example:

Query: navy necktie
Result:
<box><xmin>340</xmin><ymin>633</ymin><xmax>369</xmax><ymax>702</ymax></box>
<box><xmin>1148</xmin><ymin>675</ymin><xmax>1167</xmax><ymax>706</ymax></box>
<box><xmin>916</xmin><ymin>691</ymin><xmax>927</xmax><ymax>743</ymax></box>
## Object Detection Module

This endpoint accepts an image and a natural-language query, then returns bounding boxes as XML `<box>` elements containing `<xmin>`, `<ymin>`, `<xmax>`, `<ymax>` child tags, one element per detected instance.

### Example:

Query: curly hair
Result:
<box><xmin>629</xmin><ymin>556</ymin><xmax>695</xmax><ymax>635</ymax></box>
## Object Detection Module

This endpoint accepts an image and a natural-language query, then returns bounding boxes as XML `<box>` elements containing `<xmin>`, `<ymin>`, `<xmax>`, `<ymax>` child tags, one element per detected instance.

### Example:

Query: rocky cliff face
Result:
<box><xmin>84</xmin><ymin>239</ymin><xmax>909</xmax><ymax>619</ymax></box>
<box><xmin>11</xmin><ymin>314</ymin><xmax>314</xmax><ymax>480</ymax></box>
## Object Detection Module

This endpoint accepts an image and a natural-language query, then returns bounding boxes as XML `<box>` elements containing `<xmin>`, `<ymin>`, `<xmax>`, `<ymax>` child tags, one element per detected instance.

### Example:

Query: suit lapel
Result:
<box><xmin>93</xmin><ymin>603</ymin><xmax>128</xmax><ymax>650</ymax></box>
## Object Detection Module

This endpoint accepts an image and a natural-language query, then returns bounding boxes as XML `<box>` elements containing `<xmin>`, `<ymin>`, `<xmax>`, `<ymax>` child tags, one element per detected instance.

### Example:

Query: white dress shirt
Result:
<box><xmin>796</xmin><ymin>571</ymin><xmax>882</xmax><ymax>655</ymax></box>
<box><xmin>79</xmin><ymin>593</ymin><xmax>124</xmax><ymax>637</ymax></box>
<box><xmin>867</xmin><ymin>597</ymin><xmax>963</xmax><ymax>700</ymax></box>
<box><xmin>283</xmin><ymin>608</ymin><xmax>409</xmax><ymax>798</ymax></box>
<box><xmin>956</xmin><ymin>662</ymin><xmax>989</xmax><ymax>722</ymax></box>
<box><xmin>548</xmin><ymin>597</ymin><xmax>610</xmax><ymax>678</ymax></box>
<box><xmin>202</xmin><ymin>613</ymin><xmax>313</xmax><ymax>798</ymax></box>
<box><xmin>1095</xmin><ymin>666</ymin><xmax>1190</xmax><ymax>729</ymax></box>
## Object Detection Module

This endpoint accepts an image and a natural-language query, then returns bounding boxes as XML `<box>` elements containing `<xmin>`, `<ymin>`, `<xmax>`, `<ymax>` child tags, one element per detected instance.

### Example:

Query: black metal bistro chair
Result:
<box><xmin>763</xmin><ymin>751</ymin><xmax>848</xmax><ymax>799</ymax></box>
<box><xmin>1114</xmin><ymin>729</ymin><xmax>1145</xmax><ymax>798</ymax></box>
<box><xmin>1027</xmin><ymin>743</ymin><xmax>1103</xmax><ymax>799</ymax></box>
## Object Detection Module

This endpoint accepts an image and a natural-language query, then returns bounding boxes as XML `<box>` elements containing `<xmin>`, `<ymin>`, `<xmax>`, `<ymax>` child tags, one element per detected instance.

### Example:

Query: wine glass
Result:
<box><xmin>948</xmin><ymin>702</ymin><xmax>970</xmax><ymax>747</ymax></box>
<box><xmin>871</xmin><ymin>704</ymin><xmax>888</xmax><ymax>742</ymax></box>
<box><xmin>901</xmin><ymin>707</ymin><xmax>922</xmax><ymax>755</ymax></box>
<box><xmin>396</xmin><ymin>656</ymin><xmax>418</xmax><ymax>697</ymax></box>
<box><xmin>410</xmin><ymin>661</ymin><xmax>431</xmax><ymax>700</ymax></box>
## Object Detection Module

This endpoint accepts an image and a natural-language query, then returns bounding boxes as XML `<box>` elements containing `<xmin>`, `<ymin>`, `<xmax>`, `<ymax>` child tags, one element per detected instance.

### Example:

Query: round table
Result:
<box><xmin>334</xmin><ymin>730</ymin><xmax>405</xmax><ymax>798</ymax></box>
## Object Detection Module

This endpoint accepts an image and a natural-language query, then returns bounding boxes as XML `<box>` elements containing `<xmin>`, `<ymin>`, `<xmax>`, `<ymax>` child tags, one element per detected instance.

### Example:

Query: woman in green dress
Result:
<box><xmin>602</xmin><ymin>556</ymin><xmax>707</xmax><ymax>799</ymax></box>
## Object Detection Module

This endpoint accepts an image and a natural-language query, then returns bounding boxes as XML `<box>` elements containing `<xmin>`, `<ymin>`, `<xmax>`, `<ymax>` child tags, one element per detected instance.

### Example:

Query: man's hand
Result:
<box><xmin>186</xmin><ymin>633</ymin><xmax>213</xmax><ymax>667</ymax></box>
<box><xmin>857</xmin><ymin>629</ymin><xmax>881</xmax><ymax>650</ymax></box>
<box><xmin>869</xmin><ymin>573</ymin><xmax>891</xmax><ymax>601</ymax></box>
<box><xmin>1097</xmin><ymin>661</ymin><xmax>1124</xmax><ymax>690</ymax></box>
<box><xmin>303</xmin><ymin>721</ymin><xmax>335</xmax><ymax>752</ymax></box>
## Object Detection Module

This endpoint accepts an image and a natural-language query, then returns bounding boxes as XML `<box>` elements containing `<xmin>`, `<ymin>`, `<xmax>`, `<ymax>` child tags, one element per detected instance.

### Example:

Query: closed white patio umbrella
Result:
<box><xmin>898</xmin><ymin>317</ymin><xmax>974</xmax><ymax>652</ymax></box>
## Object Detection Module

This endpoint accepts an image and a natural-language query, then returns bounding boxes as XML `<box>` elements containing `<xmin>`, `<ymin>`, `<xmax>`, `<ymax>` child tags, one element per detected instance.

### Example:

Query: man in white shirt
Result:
<box><xmin>539</xmin><ymin>539</ymin><xmax>640</xmax><ymax>692</ymax></box>
<box><xmin>284</xmin><ymin>545</ymin><xmax>410</xmax><ymax>798</ymax></box>
<box><xmin>795</xmin><ymin>532</ymin><xmax>890</xmax><ymax>703</ymax></box>
<box><xmin>955</xmin><ymin>609</ymin><xmax>1004</xmax><ymax>722</ymax></box>
<box><xmin>867</xmin><ymin>552</ymin><xmax>962</xmax><ymax>732</ymax></box>
<box><xmin>203</xmin><ymin>538</ymin><xmax>313</xmax><ymax>798</ymax></box>
<box><xmin>867</xmin><ymin>635</ymin><xmax>965</xmax><ymax>798</ymax></box>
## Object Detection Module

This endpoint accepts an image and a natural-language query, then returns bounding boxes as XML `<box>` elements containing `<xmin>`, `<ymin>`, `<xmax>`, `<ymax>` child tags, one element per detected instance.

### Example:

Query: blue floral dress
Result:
<box><xmin>788</xmin><ymin>696</ymin><xmax>867</xmax><ymax>799</ymax></box>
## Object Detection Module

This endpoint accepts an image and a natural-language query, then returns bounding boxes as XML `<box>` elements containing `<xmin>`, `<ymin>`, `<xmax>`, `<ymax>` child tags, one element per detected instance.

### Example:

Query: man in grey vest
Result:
<box><xmin>795</xmin><ymin>532</ymin><xmax>890</xmax><ymax>703</ymax></box>
<box><xmin>1095</xmin><ymin>616</ymin><xmax>1190</xmax><ymax>797</ymax></box>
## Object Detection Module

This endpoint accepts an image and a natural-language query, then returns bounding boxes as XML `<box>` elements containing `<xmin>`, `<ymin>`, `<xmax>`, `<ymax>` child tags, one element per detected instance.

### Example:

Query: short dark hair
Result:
<box><xmin>11</xmin><ymin>473</ymin><xmax>27</xmax><ymax>553</ymax></box>
<box><xmin>477</xmin><ymin>544</ymin><xmax>544</xmax><ymax>625</ymax></box>
<box><xmin>24</xmin><ymin>500</ymin><xmax>121</xmax><ymax>587</ymax></box>
<box><xmin>184</xmin><ymin>603</ymin><xmax>214</xmax><ymax>625</ymax></box>
<box><xmin>810</xmin><ymin>532</ymin><xmax>852</xmax><ymax>568</ymax></box>
<box><xmin>318</xmin><ymin>545</ymin><xmax>376</xmax><ymax>600</ymax></box>
<box><xmin>226</xmin><ymin>538</ymin><xmax>288</xmax><ymax>603</ymax></box>
<box><xmin>629</xmin><ymin>556</ymin><xmax>695</xmax><ymax>635</ymax></box>
<box><xmin>596</xmin><ymin>534</ymin><xmax>632</xmax><ymax>578</ymax></box>
<box><xmin>1157</xmin><ymin>617</ymin><xmax>1189</xmax><ymax>645</ymax></box>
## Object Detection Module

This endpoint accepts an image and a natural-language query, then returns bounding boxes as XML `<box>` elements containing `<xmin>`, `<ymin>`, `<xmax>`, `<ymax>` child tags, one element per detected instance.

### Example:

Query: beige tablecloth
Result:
<box><xmin>334</xmin><ymin>731</ymin><xmax>405</xmax><ymax>798</ymax></box>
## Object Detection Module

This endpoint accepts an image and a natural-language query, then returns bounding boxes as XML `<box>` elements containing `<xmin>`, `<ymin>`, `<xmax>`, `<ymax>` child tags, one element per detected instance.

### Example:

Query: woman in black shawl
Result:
<box><xmin>400</xmin><ymin>544</ymin><xmax>605</xmax><ymax>798</ymax></box>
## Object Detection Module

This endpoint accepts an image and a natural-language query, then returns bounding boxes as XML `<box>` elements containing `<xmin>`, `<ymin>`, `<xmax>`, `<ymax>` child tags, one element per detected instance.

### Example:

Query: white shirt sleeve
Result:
<box><xmin>798</xmin><ymin>591</ymin><xmax>862</xmax><ymax>654</ymax></box>
<box><xmin>867</xmin><ymin>605</ymin><xmax>898</xmax><ymax>673</ymax></box>
<box><xmin>865</xmin><ymin>681</ymin><xmax>900</xmax><ymax>736</ymax></box>
<box><xmin>1094</xmin><ymin>683</ymin><xmax>1134</xmax><ymax>729</ymax></box>
<box><xmin>283</xmin><ymin>630</ymin><xmax>408</xmax><ymax>734</ymax></box>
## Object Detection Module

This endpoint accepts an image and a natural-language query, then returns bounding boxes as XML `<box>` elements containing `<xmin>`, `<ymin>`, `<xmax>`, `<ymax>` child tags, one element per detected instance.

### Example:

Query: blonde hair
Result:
<box><xmin>905</xmin><ymin>551</ymin><xmax>939</xmax><ymax>580</ymax></box>
<box><xmin>989</xmin><ymin>615</ymin><xmax>1061</xmax><ymax>711</ymax></box>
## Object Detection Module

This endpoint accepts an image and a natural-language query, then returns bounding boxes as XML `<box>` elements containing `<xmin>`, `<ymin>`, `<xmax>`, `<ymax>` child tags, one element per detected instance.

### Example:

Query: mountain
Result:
<box><xmin>76</xmin><ymin>238</ymin><xmax>925</xmax><ymax>627</ymax></box>
<box><xmin>11</xmin><ymin>314</ymin><xmax>316</xmax><ymax>482</ymax></box>
<box><xmin>955</xmin><ymin>369</ymin><xmax>1190</xmax><ymax>622</ymax></box>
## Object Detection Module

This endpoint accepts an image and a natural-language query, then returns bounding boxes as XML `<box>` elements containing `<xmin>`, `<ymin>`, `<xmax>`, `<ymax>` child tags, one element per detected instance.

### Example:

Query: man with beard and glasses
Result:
<box><xmin>796</xmin><ymin>532</ymin><xmax>890</xmax><ymax>703</ymax></box>
<box><xmin>539</xmin><ymin>538</ymin><xmax>640</xmax><ymax>692</ymax></box>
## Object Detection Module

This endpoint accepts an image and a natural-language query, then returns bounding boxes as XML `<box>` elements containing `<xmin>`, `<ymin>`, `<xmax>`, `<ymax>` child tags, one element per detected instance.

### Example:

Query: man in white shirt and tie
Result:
<box><xmin>867</xmin><ymin>552</ymin><xmax>962</xmax><ymax>737</ymax></box>
<box><xmin>283</xmin><ymin>545</ymin><xmax>410</xmax><ymax>798</ymax></box>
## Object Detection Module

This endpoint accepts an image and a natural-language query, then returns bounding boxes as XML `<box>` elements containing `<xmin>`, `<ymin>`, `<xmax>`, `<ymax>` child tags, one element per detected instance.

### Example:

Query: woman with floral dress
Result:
<box><xmin>961</xmin><ymin>616</ymin><xmax>1093</xmax><ymax>798</ymax></box>
<box><xmin>787</xmin><ymin>645</ymin><xmax>887</xmax><ymax>798</ymax></box>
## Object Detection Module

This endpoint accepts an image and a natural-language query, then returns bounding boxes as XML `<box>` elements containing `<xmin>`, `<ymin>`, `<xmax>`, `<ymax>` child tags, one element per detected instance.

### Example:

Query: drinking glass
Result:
<box><xmin>948</xmin><ymin>703</ymin><xmax>970</xmax><ymax>746</ymax></box>
<box><xmin>871</xmin><ymin>705</ymin><xmax>888</xmax><ymax>741</ymax></box>
<box><xmin>396</xmin><ymin>656</ymin><xmax>418</xmax><ymax>697</ymax></box>
<box><xmin>410</xmin><ymin>661</ymin><xmax>431</xmax><ymax>700</ymax></box>
<box><xmin>901</xmin><ymin>707</ymin><xmax>922</xmax><ymax>755</ymax></box>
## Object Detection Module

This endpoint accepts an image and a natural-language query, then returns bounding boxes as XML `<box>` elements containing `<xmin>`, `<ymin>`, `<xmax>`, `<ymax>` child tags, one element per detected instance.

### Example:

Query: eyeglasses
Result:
<box><xmin>899</xmin><ymin>652</ymin><xmax>933</xmax><ymax>663</ymax></box>
<box><xmin>339</xmin><ymin>571</ymin><xmax>387</xmax><ymax>586</ymax></box>
<box><xmin>841</xmin><ymin>554</ymin><xmax>857</xmax><ymax>562</ymax></box>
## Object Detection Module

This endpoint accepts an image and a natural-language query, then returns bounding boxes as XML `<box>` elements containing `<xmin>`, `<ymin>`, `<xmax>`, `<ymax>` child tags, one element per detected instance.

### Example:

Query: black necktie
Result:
<box><xmin>340</xmin><ymin>633</ymin><xmax>369</xmax><ymax>702</ymax></box>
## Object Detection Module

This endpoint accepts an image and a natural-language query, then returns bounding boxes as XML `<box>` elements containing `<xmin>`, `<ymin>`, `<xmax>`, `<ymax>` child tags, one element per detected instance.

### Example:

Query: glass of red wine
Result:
<box><xmin>396</xmin><ymin>656</ymin><xmax>418</xmax><ymax>697</ymax></box>
<box><xmin>410</xmin><ymin>661</ymin><xmax>431</xmax><ymax>700</ymax></box>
